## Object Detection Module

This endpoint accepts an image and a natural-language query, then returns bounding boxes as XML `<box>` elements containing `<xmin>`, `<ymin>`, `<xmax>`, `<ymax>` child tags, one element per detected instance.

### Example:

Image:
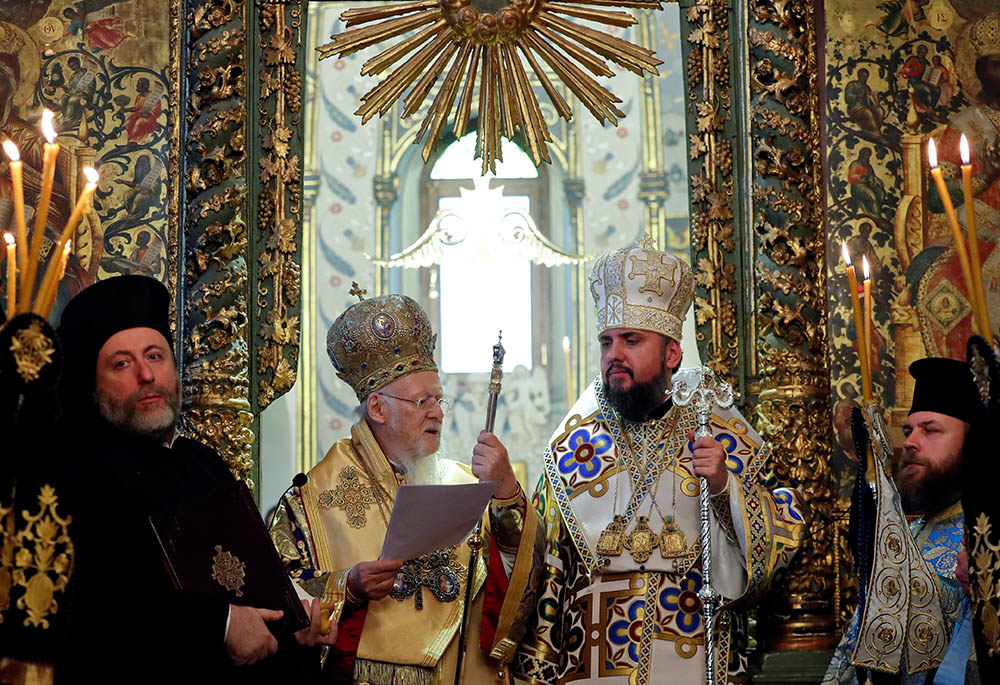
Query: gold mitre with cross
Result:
<box><xmin>970</xmin><ymin>12</ymin><xmax>999</xmax><ymax>56</ymax></box>
<box><xmin>589</xmin><ymin>233</ymin><xmax>695</xmax><ymax>341</ymax></box>
<box><xmin>326</xmin><ymin>282</ymin><xmax>438</xmax><ymax>401</ymax></box>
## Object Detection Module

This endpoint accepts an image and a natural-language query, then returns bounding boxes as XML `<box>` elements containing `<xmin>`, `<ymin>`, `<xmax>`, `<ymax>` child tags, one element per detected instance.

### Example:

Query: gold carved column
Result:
<box><xmin>181</xmin><ymin>0</ymin><xmax>305</xmax><ymax>488</ymax></box>
<box><xmin>747</xmin><ymin>0</ymin><xmax>836</xmax><ymax>650</ymax></box>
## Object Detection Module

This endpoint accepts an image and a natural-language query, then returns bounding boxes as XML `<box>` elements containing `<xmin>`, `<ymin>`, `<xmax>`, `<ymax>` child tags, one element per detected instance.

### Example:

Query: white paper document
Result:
<box><xmin>380</xmin><ymin>481</ymin><xmax>496</xmax><ymax>562</ymax></box>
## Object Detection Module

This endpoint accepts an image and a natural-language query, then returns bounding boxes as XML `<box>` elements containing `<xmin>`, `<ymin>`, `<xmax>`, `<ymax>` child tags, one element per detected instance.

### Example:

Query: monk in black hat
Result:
<box><xmin>824</xmin><ymin>356</ymin><xmax>980</xmax><ymax>684</ymax></box>
<box><xmin>896</xmin><ymin>357</ymin><xmax>983</xmax><ymax>516</ymax></box>
<box><xmin>56</xmin><ymin>275</ymin><xmax>334</xmax><ymax>683</ymax></box>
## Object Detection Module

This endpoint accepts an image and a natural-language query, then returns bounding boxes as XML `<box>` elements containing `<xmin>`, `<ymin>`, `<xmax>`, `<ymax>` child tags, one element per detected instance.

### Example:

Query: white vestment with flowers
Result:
<box><xmin>513</xmin><ymin>370</ymin><xmax>806</xmax><ymax>684</ymax></box>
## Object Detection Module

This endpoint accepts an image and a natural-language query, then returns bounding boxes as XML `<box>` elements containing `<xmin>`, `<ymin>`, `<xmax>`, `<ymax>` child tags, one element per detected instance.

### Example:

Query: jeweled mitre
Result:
<box><xmin>327</xmin><ymin>285</ymin><xmax>438</xmax><ymax>401</ymax></box>
<box><xmin>589</xmin><ymin>234</ymin><xmax>695</xmax><ymax>341</ymax></box>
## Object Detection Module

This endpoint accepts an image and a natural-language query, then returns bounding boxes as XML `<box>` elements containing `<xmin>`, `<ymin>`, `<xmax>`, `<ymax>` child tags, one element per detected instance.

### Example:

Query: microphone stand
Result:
<box><xmin>453</xmin><ymin>332</ymin><xmax>504</xmax><ymax>685</ymax></box>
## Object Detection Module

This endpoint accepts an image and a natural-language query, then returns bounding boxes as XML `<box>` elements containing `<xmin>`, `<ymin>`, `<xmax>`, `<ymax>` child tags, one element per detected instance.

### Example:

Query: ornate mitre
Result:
<box><xmin>970</xmin><ymin>12</ymin><xmax>1000</xmax><ymax>57</ymax></box>
<box><xmin>326</xmin><ymin>282</ymin><xmax>438</xmax><ymax>401</ymax></box>
<box><xmin>588</xmin><ymin>233</ymin><xmax>695</xmax><ymax>341</ymax></box>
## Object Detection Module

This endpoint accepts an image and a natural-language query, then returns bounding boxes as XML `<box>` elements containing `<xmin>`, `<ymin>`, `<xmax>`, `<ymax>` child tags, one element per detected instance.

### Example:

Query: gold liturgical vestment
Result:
<box><xmin>270</xmin><ymin>419</ymin><xmax>540</xmax><ymax>684</ymax></box>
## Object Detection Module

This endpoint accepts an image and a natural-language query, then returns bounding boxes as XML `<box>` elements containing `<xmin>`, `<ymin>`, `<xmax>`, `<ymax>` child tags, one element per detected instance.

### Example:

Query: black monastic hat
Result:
<box><xmin>908</xmin><ymin>357</ymin><xmax>983</xmax><ymax>424</ymax></box>
<box><xmin>57</xmin><ymin>275</ymin><xmax>172</xmax><ymax>403</ymax></box>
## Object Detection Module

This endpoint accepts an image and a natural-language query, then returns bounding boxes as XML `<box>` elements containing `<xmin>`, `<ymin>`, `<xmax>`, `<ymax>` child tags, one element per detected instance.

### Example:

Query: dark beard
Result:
<box><xmin>894</xmin><ymin>456</ymin><xmax>961</xmax><ymax>516</ymax></box>
<box><xmin>603</xmin><ymin>370</ymin><xmax>669</xmax><ymax>422</ymax></box>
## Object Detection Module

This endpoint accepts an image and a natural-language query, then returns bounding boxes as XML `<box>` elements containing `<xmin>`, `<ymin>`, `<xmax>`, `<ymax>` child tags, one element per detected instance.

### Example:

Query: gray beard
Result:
<box><xmin>96</xmin><ymin>380</ymin><xmax>181</xmax><ymax>442</ymax></box>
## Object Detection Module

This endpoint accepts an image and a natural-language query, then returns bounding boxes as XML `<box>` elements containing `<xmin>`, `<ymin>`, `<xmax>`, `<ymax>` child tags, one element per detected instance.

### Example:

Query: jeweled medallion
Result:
<box><xmin>597</xmin><ymin>514</ymin><xmax>626</xmax><ymax>557</ymax></box>
<box><xmin>624</xmin><ymin>516</ymin><xmax>659</xmax><ymax>564</ymax></box>
<box><xmin>660</xmin><ymin>515</ymin><xmax>688</xmax><ymax>558</ymax></box>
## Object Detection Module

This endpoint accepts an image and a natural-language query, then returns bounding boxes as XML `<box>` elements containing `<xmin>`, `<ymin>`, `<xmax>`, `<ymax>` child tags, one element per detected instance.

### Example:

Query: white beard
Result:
<box><xmin>398</xmin><ymin>440</ymin><xmax>448</xmax><ymax>486</ymax></box>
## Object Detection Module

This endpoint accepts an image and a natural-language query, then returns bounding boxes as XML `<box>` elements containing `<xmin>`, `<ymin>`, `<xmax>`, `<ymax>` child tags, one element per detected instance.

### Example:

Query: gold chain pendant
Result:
<box><xmin>659</xmin><ymin>515</ymin><xmax>688</xmax><ymax>558</ymax></box>
<box><xmin>597</xmin><ymin>514</ymin><xmax>627</xmax><ymax>557</ymax></box>
<box><xmin>624</xmin><ymin>516</ymin><xmax>659</xmax><ymax>564</ymax></box>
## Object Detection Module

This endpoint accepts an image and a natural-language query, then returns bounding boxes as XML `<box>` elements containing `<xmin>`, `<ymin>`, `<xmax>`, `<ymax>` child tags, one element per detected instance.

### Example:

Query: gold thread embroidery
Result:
<box><xmin>971</xmin><ymin>512</ymin><xmax>1000</xmax><ymax>657</ymax></box>
<box><xmin>211</xmin><ymin>545</ymin><xmax>246</xmax><ymax>597</ymax></box>
<box><xmin>317</xmin><ymin>465</ymin><xmax>380</xmax><ymax>529</ymax></box>
<box><xmin>12</xmin><ymin>485</ymin><xmax>73</xmax><ymax>629</ymax></box>
<box><xmin>9</xmin><ymin>322</ymin><xmax>55</xmax><ymax>383</ymax></box>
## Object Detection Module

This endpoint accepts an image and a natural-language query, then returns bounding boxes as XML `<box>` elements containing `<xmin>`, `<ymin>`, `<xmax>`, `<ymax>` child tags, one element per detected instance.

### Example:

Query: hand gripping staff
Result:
<box><xmin>454</xmin><ymin>331</ymin><xmax>504</xmax><ymax>684</ymax></box>
<box><xmin>667</xmin><ymin>366</ymin><xmax>737</xmax><ymax>685</ymax></box>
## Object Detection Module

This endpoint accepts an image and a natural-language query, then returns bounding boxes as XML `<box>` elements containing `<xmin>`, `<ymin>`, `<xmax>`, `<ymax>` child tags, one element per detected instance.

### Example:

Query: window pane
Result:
<box><xmin>430</xmin><ymin>132</ymin><xmax>538</xmax><ymax>179</ymax></box>
<box><xmin>437</xmin><ymin>193</ymin><xmax>533</xmax><ymax>373</ymax></box>
<box><xmin>439</xmin><ymin>258</ymin><xmax>532</xmax><ymax>373</ymax></box>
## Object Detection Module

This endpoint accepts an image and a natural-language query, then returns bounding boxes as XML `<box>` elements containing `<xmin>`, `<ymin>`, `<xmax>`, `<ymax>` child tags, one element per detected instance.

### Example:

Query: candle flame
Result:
<box><xmin>562</xmin><ymin>335</ymin><xmax>570</xmax><ymax>352</ymax></box>
<box><xmin>960</xmin><ymin>134</ymin><xmax>971</xmax><ymax>166</ymax></box>
<box><xmin>83</xmin><ymin>166</ymin><xmax>99</xmax><ymax>184</ymax></box>
<box><xmin>2</xmin><ymin>139</ymin><xmax>19</xmax><ymax>162</ymax></box>
<box><xmin>41</xmin><ymin>109</ymin><xmax>57</xmax><ymax>143</ymax></box>
<box><xmin>841</xmin><ymin>240</ymin><xmax>852</xmax><ymax>267</ymax></box>
<box><xmin>927</xmin><ymin>137</ymin><xmax>938</xmax><ymax>169</ymax></box>
<box><xmin>862</xmin><ymin>255</ymin><xmax>870</xmax><ymax>280</ymax></box>
<box><xmin>3</xmin><ymin>232</ymin><xmax>13</xmax><ymax>246</ymax></box>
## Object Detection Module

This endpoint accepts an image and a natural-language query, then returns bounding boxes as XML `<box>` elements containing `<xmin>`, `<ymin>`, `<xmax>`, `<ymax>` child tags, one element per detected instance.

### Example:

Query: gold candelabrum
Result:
<box><xmin>1</xmin><ymin>109</ymin><xmax>99</xmax><ymax>322</ymax></box>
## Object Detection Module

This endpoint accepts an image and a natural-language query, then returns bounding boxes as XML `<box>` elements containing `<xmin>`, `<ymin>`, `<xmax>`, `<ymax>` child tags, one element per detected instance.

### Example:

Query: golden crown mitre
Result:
<box><xmin>589</xmin><ymin>233</ymin><xmax>695</xmax><ymax>342</ymax></box>
<box><xmin>326</xmin><ymin>282</ymin><xmax>438</xmax><ymax>401</ymax></box>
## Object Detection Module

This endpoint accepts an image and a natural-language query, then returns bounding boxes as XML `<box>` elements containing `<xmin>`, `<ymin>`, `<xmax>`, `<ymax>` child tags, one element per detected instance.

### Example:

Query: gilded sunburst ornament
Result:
<box><xmin>318</xmin><ymin>0</ymin><xmax>663</xmax><ymax>173</ymax></box>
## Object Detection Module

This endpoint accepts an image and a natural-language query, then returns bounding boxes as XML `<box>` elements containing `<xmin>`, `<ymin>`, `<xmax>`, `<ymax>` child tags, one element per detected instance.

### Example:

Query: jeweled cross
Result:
<box><xmin>349</xmin><ymin>281</ymin><xmax>367</xmax><ymax>301</ymax></box>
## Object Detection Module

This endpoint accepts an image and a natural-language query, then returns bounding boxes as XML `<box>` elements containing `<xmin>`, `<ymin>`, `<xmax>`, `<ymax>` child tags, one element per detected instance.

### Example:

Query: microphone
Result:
<box><xmin>292</xmin><ymin>472</ymin><xmax>308</xmax><ymax>488</ymax></box>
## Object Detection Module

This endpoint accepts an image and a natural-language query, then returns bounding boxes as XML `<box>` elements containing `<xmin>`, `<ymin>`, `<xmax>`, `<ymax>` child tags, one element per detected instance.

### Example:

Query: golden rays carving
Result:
<box><xmin>317</xmin><ymin>0</ymin><xmax>663</xmax><ymax>173</ymax></box>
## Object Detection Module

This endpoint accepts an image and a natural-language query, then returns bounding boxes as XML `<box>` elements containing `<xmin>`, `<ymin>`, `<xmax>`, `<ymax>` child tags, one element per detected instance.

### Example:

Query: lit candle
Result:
<box><xmin>842</xmin><ymin>241</ymin><xmax>871</xmax><ymax>403</ymax></box>
<box><xmin>36</xmin><ymin>240</ymin><xmax>71</xmax><ymax>318</ymax></box>
<box><xmin>2</xmin><ymin>140</ymin><xmax>27</xmax><ymax>289</ymax></box>
<box><xmin>960</xmin><ymin>133</ymin><xmax>991</xmax><ymax>339</ymax></box>
<box><xmin>562</xmin><ymin>335</ymin><xmax>574</xmax><ymax>407</ymax></box>
<box><xmin>928</xmin><ymin>138</ymin><xmax>980</xmax><ymax>336</ymax></box>
<box><xmin>36</xmin><ymin>167</ymin><xmax>98</xmax><ymax>315</ymax></box>
<box><xmin>21</xmin><ymin>110</ymin><xmax>59</xmax><ymax>312</ymax></box>
<box><xmin>4</xmin><ymin>232</ymin><xmax>14</xmax><ymax>316</ymax></box>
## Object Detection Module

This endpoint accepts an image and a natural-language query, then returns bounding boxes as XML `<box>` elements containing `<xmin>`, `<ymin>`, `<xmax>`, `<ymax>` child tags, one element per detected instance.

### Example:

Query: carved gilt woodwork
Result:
<box><xmin>181</xmin><ymin>0</ymin><xmax>304</xmax><ymax>487</ymax></box>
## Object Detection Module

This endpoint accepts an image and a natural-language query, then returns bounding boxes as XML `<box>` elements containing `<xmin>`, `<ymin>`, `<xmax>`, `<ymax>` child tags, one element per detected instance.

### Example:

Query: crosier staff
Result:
<box><xmin>454</xmin><ymin>331</ymin><xmax>504</xmax><ymax>685</ymax></box>
<box><xmin>668</xmin><ymin>366</ymin><xmax>737</xmax><ymax>685</ymax></box>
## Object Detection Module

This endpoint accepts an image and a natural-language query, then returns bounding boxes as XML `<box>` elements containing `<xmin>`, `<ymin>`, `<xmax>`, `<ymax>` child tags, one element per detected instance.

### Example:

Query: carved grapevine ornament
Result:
<box><xmin>318</xmin><ymin>0</ymin><xmax>664</xmax><ymax>173</ymax></box>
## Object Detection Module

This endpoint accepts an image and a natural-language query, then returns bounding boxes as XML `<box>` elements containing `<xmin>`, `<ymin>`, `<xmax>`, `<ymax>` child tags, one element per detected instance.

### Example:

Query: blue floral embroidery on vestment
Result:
<box><xmin>608</xmin><ymin>598</ymin><xmax>645</xmax><ymax>665</ymax></box>
<box><xmin>660</xmin><ymin>569</ymin><xmax>703</xmax><ymax>634</ymax></box>
<box><xmin>557</xmin><ymin>428</ymin><xmax>613</xmax><ymax>479</ymax></box>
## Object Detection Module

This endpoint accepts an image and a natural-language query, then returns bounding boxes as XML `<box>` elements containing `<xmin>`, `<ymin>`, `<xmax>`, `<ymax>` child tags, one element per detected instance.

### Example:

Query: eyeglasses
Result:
<box><xmin>377</xmin><ymin>392</ymin><xmax>451</xmax><ymax>413</ymax></box>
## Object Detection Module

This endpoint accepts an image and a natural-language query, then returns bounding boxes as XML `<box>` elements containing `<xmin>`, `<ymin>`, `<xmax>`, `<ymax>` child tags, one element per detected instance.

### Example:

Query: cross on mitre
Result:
<box><xmin>349</xmin><ymin>282</ymin><xmax>367</xmax><ymax>301</ymax></box>
<box><xmin>627</xmin><ymin>251</ymin><xmax>677</xmax><ymax>297</ymax></box>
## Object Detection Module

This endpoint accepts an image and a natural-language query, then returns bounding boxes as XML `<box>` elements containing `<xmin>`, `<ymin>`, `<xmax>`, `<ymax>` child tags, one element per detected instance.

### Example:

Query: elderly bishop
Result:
<box><xmin>512</xmin><ymin>237</ymin><xmax>806</xmax><ymax>684</ymax></box>
<box><xmin>268</xmin><ymin>287</ymin><xmax>542</xmax><ymax>684</ymax></box>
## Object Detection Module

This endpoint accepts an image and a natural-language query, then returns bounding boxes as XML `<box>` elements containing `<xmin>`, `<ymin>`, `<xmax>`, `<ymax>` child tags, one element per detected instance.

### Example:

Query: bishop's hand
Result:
<box><xmin>687</xmin><ymin>430</ymin><xmax>729</xmax><ymax>495</ymax></box>
<box><xmin>472</xmin><ymin>430</ymin><xmax>519</xmax><ymax>499</ymax></box>
<box><xmin>348</xmin><ymin>559</ymin><xmax>402</xmax><ymax>602</ymax></box>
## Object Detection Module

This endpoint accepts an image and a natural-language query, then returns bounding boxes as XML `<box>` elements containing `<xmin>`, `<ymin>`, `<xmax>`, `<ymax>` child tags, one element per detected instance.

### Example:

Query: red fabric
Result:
<box><xmin>901</xmin><ymin>58</ymin><xmax>924</xmax><ymax>80</ymax></box>
<box><xmin>479</xmin><ymin>529</ymin><xmax>510</xmax><ymax>652</ymax></box>
<box><xmin>847</xmin><ymin>162</ymin><xmax>868</xmax><ymax>185</ymax></box>
<box><xmin>328</xmin><ymin>605</ymin><xmax>367</xmax><ymax>680</ymax></box>
<box><xmin>86</xmin><ymin>17</ymin><xmax>128</xmax><ymax>50</ymax></box>
<box><xmin>126</xmin><ymin>95</ymin><xmax>162</xmax><ymax>142</ymax></box>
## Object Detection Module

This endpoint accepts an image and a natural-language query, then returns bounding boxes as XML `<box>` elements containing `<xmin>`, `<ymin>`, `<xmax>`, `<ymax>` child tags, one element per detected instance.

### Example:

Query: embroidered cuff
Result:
<box><xmin>709</xmin><ymin>485</ymin><xmax>739</xmax><ymax>547</ymax></box>
<box><xmin>490</xmin><ymin>486</ymin><xmax>527</xmax><ymax>554</ymax></box>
